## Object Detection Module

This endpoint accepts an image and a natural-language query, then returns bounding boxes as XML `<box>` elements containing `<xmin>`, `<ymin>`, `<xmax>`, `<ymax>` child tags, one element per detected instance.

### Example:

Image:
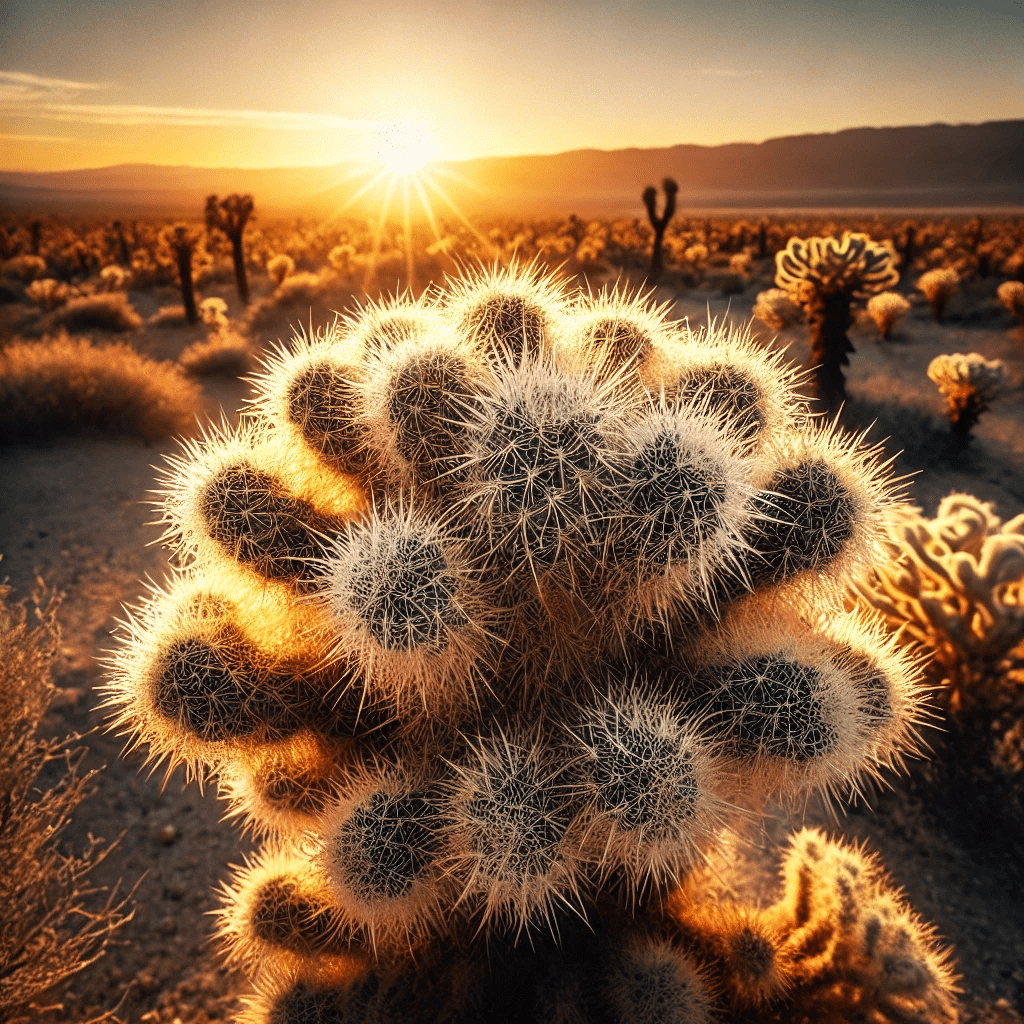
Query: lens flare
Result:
<box><xmin>373</xmin><ymin>120</ymin><xmax>436</xmax><ymax>174</ymax></box>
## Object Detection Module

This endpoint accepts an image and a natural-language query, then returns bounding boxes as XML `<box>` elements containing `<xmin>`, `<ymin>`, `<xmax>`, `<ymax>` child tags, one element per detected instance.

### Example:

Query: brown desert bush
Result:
<box><xmin>0</xmin><ymin>332</ymin><xmax>201</xmax><ymax>443</ymax></box>
<box><xmin>49</xmin><ymin>292</ymin><xmax>142</xmax><ymax>333</ymax></box>
<box><xmin>179</xmin><ymin>330</ymin><xmax>253</xmax><ymax>377</ymax></box>
<box><xmin>0</xmin><ymin>581</ymin><xmax>133</xmax><ymax>1023</ymax></box>
<box><xmin>149</xmin><ymin>304</ymin><xmax>190</xmax><ymax>328</ymax></box>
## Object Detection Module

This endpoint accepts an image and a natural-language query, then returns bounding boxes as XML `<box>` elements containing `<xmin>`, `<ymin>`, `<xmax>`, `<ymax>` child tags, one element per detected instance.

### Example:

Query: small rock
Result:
<box><xmin>158</xmin><ymin>824</ymin><xmax>178</xmax><ymax>846</ymax></box>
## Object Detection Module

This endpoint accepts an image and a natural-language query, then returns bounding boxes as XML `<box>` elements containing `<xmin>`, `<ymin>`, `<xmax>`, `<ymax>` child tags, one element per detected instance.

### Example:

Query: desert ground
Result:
<box><xmin>2</xmin><ymin>235</ymin><xmax>1024</xmax><ymax>1024</ymax></box>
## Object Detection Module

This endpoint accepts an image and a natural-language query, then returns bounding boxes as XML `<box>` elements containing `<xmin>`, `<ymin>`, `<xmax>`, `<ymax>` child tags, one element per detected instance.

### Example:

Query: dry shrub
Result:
<box><xmin>25</xmin><ymin>279</ymin><xmax>74</xmax><ymax>311</ymax></box>
<box><xmin>149</xmin><ymin>304</ymin><xmax>190</xmax><ymax>328</ymax></box>
<box><xmin>0</xmin><ymin>582</ymin><xmax>133</xmax><ymax>1023</ymax></box>
<box><xmin>0</xmin><ymin>332</ymin><xmax>201</xmax><ymax>443</ymax></box>
<box><xmin>49</xmin><ymin>292</ymin><xmax>142</xmax><ymax>333</ymax></box>
<box><xmin>180</xmin><ymin>331</ymin><xmax>253</xmax><ymax>377</ymax></box>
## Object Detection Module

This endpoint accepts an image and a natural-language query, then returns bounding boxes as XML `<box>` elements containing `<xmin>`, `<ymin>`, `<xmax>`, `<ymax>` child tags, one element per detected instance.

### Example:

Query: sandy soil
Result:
<box><xmin>2</xmin><ymin>273</ymin><xmax>1023</xmax><ymax>1023</ymax></box>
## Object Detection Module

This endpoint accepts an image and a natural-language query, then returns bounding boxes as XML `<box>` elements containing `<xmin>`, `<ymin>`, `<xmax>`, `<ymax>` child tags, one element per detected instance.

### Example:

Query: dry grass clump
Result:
<box><xmin>180</xmin><ymin>296</ymin><xmax>253</xmax><ymax>377</ymax></box>
<box><xmin>866</xmin><ymin>291</ymin><xmax>911</xmax><ymax>340</ymax></box>
<box><xmin>49</xmin><ymin>292</ymin><xmax>142</xmax><ymax>333</ymax></box>
<box><xmin>917</xmin><ymin>268</ymin><xmax>959</xmax><ymax>322</ymax></box>
<box><xmin>0</xmin><ymin>332</ymin><xmax>201</xmax><ymax>443</ymax></box>
<box><xmin>149</xmin><ymin>304</ymin><xmax>190</xmax><ymax>328</ymax></box>
<box><xmin>996</xmin><ymin>280</ymin><xmax>1024</xmax><ymax>321</ymax></box>
<box><xmin>0</xmin><ymin>582</ymin><xmax>133</xmax><ymax>1023</ymax></box>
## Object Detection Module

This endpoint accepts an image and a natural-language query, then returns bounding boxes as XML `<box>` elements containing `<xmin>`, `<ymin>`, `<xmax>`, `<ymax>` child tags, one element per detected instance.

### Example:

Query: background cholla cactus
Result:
<box><xmin>849</xmin><ymin>493</ymin><xmax>1024</xmax><ymax>849</ymax></box>
<box><xmin>179</xmin><ymin>297</ymin><xmax>253</xmax><ymax>378</ymax></box>
<box><xmin>917</xmin><ymin>268</ymin><xmax>959</xmax><ymax>322</ymax></box>
<box><xmin>850</xmin><ymin>493</ymin><xmax>1024</xmax><ymax>708</ymax></box>
<box><xmin>752</xmin><ymin>287</ymin><xmax>803</xmax><ymax>332</ymax></box>
<box><xmin>671</xmin><ymin>829</ymin><xmax>959</xmax><ymax>1024</ymax></box>
<box><xmin>774</xmin><ymin>232</ymin><xmax>899</xmax><ymax>406</ymax></box>
<box><xmin>866</xmin><ymin>291</ymin><xmax>911</xmax><ymax>340</ymax></box>
<box><xmin>106</xmin><ymin>263</ymin><xmax>947</xmax><ymax>1022</ymax></box>
<box><xmin>997</xmin><ymin>279</ymin><xmax>1024</xmax><ymax>321</ymax></box>
<box><xmin>266</xmin><ymin>254</ymin><xmax>295</xmax><ymax>287</ymax></box>
<box><xmin>161</xmin><ymin>223</ymin><xmax>202</xmax><ymax>324</ymax></box>
<box><xmin>926</xmin><ymin>352</ymin><xmax>1008</xmax><ymax>447</ymax></box>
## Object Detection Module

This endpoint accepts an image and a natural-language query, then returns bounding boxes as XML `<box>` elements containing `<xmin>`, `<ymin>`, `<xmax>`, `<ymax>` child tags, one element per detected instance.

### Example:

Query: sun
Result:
<box><xmin>373</xmin><ymin>119</ymin><xmax>437</xmax><ymax>174</ymax></box>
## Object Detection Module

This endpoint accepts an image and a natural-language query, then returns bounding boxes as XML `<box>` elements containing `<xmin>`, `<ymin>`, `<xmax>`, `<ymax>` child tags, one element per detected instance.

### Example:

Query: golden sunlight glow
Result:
<box><xmin>372</xmin><ymin>119</ymin><xmax>437</xmax><ymax>174</ymax></box>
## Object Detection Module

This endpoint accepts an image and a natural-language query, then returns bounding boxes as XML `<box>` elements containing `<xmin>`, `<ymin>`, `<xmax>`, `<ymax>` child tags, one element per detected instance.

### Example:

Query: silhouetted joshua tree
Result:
<box><xmin>642</xmin><ymin>177</ymin><xmax>678</xmax><ymax>282</ymax></box>
<box><xmin>205</xmin><ymin>193</ymin><xmax>254</xmax><ymax>304</ymax></box>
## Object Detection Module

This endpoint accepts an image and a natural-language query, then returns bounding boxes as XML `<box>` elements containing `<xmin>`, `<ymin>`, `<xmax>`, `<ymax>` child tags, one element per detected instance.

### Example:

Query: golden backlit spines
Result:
<box><xmin>442</xmin><ymin>726</ymin><xmax>586</xmax><ymax>938</ymax></box>
<box><xmin>320</xmin><ymin>496</ymin><xmax>499</xmax><ymax>717</ymax></box>
<box><xmin>154</xmin><ymin>417</ymin><xmax>367</xmax><ymax>593</ymax></box>
<box><xmin>569</xmin><ymin>678</ymin><xmax>731</xmax><ymax>901</ymax></box>
<box><xmin>561</xmin><ymin>283</ymin><xmax>676</xmax><ymax>385</ymax></box>
<box><xmin>685</xmin><ymin>604</ymin><xmax>924</xmax><ymax>803</ymax></box>
<box><xmin>606</xmin><ymin>399</ymin><xmax>762</xmax><ymax>631</ymax></box>
<box><xmin>441</xmin><ymin>259</ymin><xmax>571</xmax><ymax>364</ymax></box>
<box><xmin>312</xmin><ymin>767</ymin><xmax>450</xmax><ymax>953</ymax></box>
<box><xmin>738</xmin><ymin>416</ymin><xmax>905</xmax><ymax>601</ymax></box>
<box><xmin>246</xmin><ymin>322</ymin><xmax>370</xmax><ymax>476</ymax></box>
<box><xmin>643</xmin><ymin>317</ymin><xmax>809</xmax><ymax>454</ymax></box>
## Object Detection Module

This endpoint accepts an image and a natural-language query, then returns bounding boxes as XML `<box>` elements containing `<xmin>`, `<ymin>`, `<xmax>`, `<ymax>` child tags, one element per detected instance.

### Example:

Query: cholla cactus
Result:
<box><xmin>752</xmin><ymin>288</ymin><xmax>802</xmax><ymax>332</ymax></box>
<box><xmin>642</xmin><ymin>177</ymin><xmax>678</xmax><ymax>282</ymax></box>
<box><xmin>926</xmin><ymin>352</ymin><xmax>1007</xmax><ymax>446</ymax></box>
<box><xmin>866</xmin><ymin>291</ymin><xmax>911</xmax><ymax>341</ymax></box>
<box><xmin>851</xmin><ymin>493</ymin><xmax>1024</xmax><ymax>706</ymax></box>
<box><xmin>775</xmin><ymin>232</ymin><xmax>899</xmax><ymax>406</ymax></box>
<box><xmin>106</xmin><ymin>263</ymin><xmax>940</xmax><ymax>1021</ymax></box>
<box><xmin>266</xmin><ymin>254</ymin><xmax>295</xmax><ymax>287</ymax></box>
<box><xmin>670</xmin><ymin>828</ymin><xmax>959</xmax><ymax>1023</ymax></box>
<box><xmin>997</xmin><ymin>279</ymin><xmax>1024</xmax><ymax>321</ymax></box>
<box><xmin>917</xmin><ymin>268</ymin><xmax>959</xmax><ymax>322</ymax></box>
<box><xmin>206</xmin><ymin>193</ymin><xmax>255</xmax><ymax>304</ymax></box>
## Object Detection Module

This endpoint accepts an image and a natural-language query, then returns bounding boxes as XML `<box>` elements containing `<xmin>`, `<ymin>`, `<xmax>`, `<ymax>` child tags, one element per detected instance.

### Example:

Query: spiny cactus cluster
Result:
<box><xmin>671</xmin><ymin>829</ymin><xmax>959</xmax><ymax>1023</ymax></box>
<box><xmin>775</xmin><ymin>232</ymin><xmax>899</xmax><ymax>406</ymax></box>
<box><xmin>106</xmin><ymin>263</ymin><xmax>933</xmax><ymax>1022</ymax></box>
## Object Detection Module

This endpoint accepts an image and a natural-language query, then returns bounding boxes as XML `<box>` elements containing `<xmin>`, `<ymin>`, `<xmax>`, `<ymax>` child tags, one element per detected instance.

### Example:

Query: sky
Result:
<box><xmin>1</xmin><ymin>0</ymin><xmax>1022</xmax><ymax>172</ymax></box>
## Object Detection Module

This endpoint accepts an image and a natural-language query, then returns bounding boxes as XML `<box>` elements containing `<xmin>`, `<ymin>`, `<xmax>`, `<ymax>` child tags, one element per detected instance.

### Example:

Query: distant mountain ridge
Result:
<box><xmin>2</xmin><ymin>120</ymin><xmax>1023</xmax><ymax>217</ymax></box>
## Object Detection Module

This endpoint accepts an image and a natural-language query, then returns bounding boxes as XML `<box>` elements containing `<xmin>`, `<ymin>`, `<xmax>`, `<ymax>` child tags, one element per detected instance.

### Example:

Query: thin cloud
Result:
<box><xmin>0</xmin><ymin>69</ymin><xmax>107</xmax><ymax>101</ymax></box>
<box><xmin>0</xmin><ymin>131</ymin><xmax>74</xmax><ymax>143</ymax></box>
<box><xmin>0</xmin><ymin>69</ymin><xmax>377</xmax><ymax>131</ymax></box>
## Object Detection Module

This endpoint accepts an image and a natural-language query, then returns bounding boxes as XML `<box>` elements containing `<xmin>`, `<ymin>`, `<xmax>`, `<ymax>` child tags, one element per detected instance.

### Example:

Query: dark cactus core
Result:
<box><xmin>462</xmin><ymin>292</ymin><xmax>546</xmax><ymax>361</ymax></box>
<box><xmin>745</xmin><ymin>460</ymin><xmax>856</xmax><ymax>585</ymax></box>
<box><xmin>348</xmin><ymin>533</ymin><xmax>463</xmax><ymax>652</ymax></box>
<box><xmin>387</xmin><ymin>349</ymin><xmax>480</xmax><ymax>479</ymax></box>
<box><xmin>671</xmin><ymin>364</ymin><xmax>765</xmax><ymax>443</ymax></box>
<box><xmin>336</xmin><ymin>789</ymin><xmax>441</xmax><ymax>901</ymax></box>
<box><xmin>285</xmin><ymin>360</ymin><xmax>364</xmax><ymax>468</ymax></box>
<box><xmin>201</xmin><ymin>463</ymin><xmax>337</xmax><ymax>589</ymax></box>
<box><xmin>696</xmin><ymin>654</ymin><xmax>838</xmax><ymax>762</ymax></box>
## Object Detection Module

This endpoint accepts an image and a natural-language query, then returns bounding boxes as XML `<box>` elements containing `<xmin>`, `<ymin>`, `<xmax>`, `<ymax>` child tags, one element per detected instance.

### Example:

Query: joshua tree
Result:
<box><xmin>162</xmin><ymin>224</ymin><xmax>200</xmax><ymax>325</ymax></box>
<box><xmin>642</xmin><ymin>177</ymin><xmax>678</xmax><ymax>282</ymax></box>
<box><xmin>205</xmin><ymin>193</ymin><xmax>255</xmax><ymax>304</ymax></box>
<box><xmin>105</xmin><ymin>263</ymin><xmax>952</xmax><ymax>1023</ymax></box>
<box><xmin>112</xmin><ymin>220</ymin><xmax>132</xmax><ymax>266</ymax></box>
<box><xmin>775</xmin><ymin>232</ymin><xmax>899</xmax><ymax>408</ymax></box>
<box><xmin>899</xmin><ymin>222</ymin><xmax>917</xmax><ymax>283</ymax></box>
